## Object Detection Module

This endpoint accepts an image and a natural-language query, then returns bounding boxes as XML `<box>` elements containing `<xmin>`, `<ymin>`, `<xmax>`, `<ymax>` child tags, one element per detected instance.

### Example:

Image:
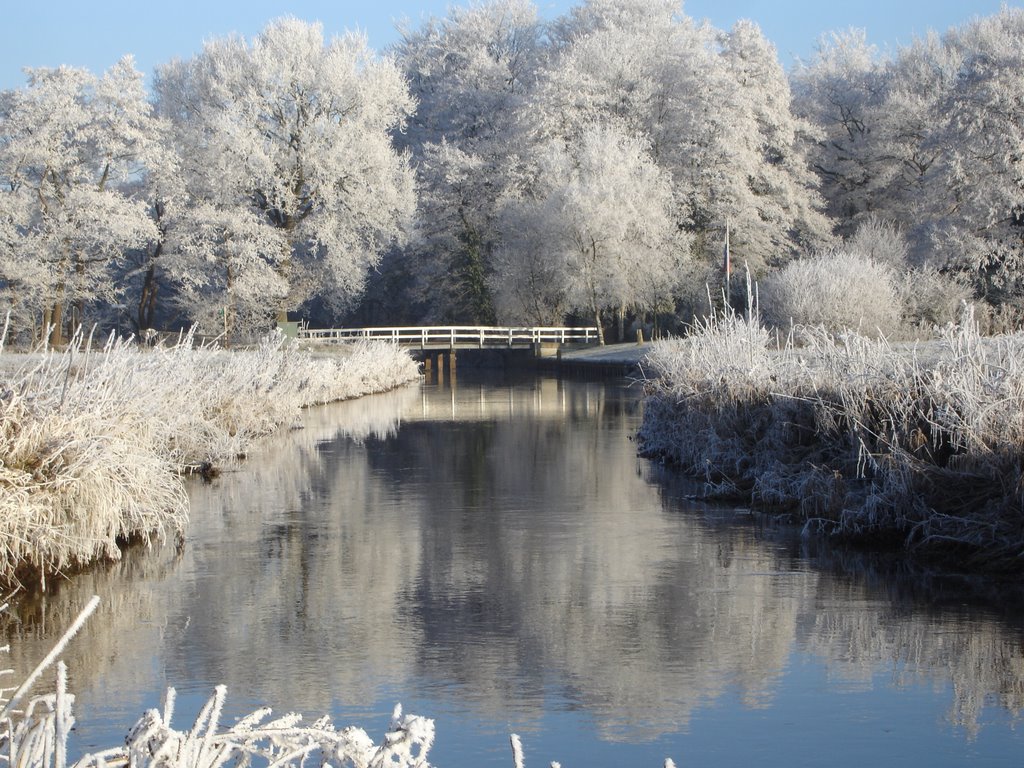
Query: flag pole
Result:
<box><xmin>724</xmin><ymin>218</ymin><xmax>731</xmax><ymax>307</ymax></box>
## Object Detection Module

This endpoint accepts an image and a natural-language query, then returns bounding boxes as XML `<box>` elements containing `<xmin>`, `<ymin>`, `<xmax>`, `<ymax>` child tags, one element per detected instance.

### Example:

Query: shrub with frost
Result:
<box><xmin>846</xmin><ymin>215</ymin><xmax>909</xmax><ymax>270</ymax></box>
<box><xmin>759</xmin><ymin>250</ymin><xmax>902</xmax><ymax>337</ymax></box>
<box><xmin>897</xmin><ymin>266</ymin><xmax>972</xmax><ymax>330</ymax></box>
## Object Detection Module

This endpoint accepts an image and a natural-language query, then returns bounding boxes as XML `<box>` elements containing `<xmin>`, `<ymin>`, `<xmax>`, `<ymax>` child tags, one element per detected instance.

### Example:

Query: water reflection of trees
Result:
<box><xmin>384</xmin><ymin>382</ymin><xmax>813</xmax><ymax>738</ymax></box>
<box><xmin>0</xmin><ymin>541</ymin><xmax>185</xmax><ymax>750</ymax></box>
<box><xmin>1</xmin><ymin>377</ymin><xmax>1023</xmax><ymax>746</ymax></box>
<box><xmin>791</xmin><ymin>543</ymin><xmax>1024</xmax><ymax>737</ymax></box>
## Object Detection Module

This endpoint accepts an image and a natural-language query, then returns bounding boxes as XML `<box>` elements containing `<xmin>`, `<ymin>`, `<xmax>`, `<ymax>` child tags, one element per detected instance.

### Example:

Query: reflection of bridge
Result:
<box><xmin>298</xmin><ymin>326</ymin><xmax>599</xmax><ymax>349</ymax></box>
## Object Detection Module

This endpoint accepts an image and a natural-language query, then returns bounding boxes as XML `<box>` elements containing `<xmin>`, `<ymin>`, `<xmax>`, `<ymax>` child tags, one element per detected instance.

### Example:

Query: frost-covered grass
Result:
<box><xmin>639</xmin><ymin>305</ymin><xmax>1024</xmax><ymax>572</ymax></box>
<box><xmin>0</xmin><ymin>331</ymin><xmax>420</xmax><ymax>589</ymax></box>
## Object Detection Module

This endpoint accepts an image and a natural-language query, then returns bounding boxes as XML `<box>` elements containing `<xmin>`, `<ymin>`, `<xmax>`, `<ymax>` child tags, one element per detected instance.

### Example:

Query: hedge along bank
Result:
<box><xmin>637</xmin><ymin>306</ymin><xmax>1024</xmax><ymax>572</ymax></box>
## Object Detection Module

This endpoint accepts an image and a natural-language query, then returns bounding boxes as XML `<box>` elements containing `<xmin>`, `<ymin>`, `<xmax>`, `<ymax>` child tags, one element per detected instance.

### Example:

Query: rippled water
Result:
<box><xmin>3</xmin><ymin>373</ymin><xmax>1024</xmax><ymax>766</ymax></box>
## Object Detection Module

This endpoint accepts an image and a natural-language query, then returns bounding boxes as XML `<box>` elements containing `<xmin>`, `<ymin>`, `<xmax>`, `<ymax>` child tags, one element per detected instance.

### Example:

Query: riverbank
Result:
<box><xmin>637</xmin><ymin>308</ymin><xmax>1024</xmax><ymax>573</ymax></box>
<box><xmin>541</xmin><ymin>341</ymin><xmax>653</xmax><ymax>376</ymax></box>
<box><xmin>0</xmin><ymin>332</ymin><xmax>420</xmax><ymax>590</ymax></box>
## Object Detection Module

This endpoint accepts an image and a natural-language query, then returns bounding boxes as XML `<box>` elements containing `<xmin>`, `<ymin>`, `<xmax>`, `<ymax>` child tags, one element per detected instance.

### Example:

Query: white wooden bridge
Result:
<box><xmin>298</xmin><ymin>325</ymin><xmax>599</xmax><ymax>350</ymax></box>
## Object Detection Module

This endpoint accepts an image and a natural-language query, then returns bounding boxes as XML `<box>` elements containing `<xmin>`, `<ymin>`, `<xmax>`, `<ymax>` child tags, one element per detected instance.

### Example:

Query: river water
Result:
<box><xmin>3</xmin><ymin>373</ymin><xmax>1024</xmax><ymax>766</ymax></box>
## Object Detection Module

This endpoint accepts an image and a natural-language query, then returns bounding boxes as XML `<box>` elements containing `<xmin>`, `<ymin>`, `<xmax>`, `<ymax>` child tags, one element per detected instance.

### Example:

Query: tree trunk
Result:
<box><xmin>588</xmin><ymin>238</ymin><xmax>605</xmax><ymax>345</ymax></box>
<box><xmin>41</xmin><ymin>308</ymin><xmax>51</xmax><ymax>346</ymax></box>
<box><xmin>49</xmin><ymin>302</ymin><xmax>63</xmax><ymax>347</ymax></box>
<box><xmin>138</xmin><ymin>263</ymin><xmax>159</xmax><ymax>332</ymax></box>
<box><xmin>72</xmin><ymin>298</ymin><xmax>84</xmax><ymax>339</ymax></box>
<box><xmin>617</xmin><ymin>304</ymin><xmax>626</xmax><ymax>343</ymax></box>
<box><xmin>224</xmin><ymin>264</ymin><xmax>233</xmax><ymax>348</ymax></box>
<box><xmin>137</xmin><ymin>233</ymin><xmax>164</xmax><ymax>333</ymax></box>
<box><xmin>72</xmin><ymin>251</ymin><xmax>86</xmax><ymax>340</ymax></box>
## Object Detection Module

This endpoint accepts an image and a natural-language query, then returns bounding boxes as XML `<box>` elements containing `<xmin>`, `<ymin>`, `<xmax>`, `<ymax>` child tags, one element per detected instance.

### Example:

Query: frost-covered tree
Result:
<box><xmin>394</xmin><ymin>0</ymin><xmax>544</xmax><ymax>322</ymax></box>
<box><xmin>491</xmin><ymin>192</ymin><xmax>569</xmax><ymax>326</ymax></box>
<box><xmin>0</xmin><ymin>59</ymin><xmax>159</xmax><ymax>344</ymax></box>
<box><xmin>922</xmin><ymin>8</ymin><xmax>1024</xmax><ymax>308</ymax></box>
<box><xmin>795</xmin><ymin>8</ymin><xmax>1024</xmax><ymax>316</ymax></box>
<box><xmin>865</xmin><ymin>32</ymin><xmax>959</xmax><ymax>229</ymax></box>
<box><xmin>717</xmin><ymin>20</ymin><xmax>833</xmax><ymax>270</ymax></box>
<box><xmin>0</xmin><ymin>125</ymin><xmax>38</xmax><ymax>336</ymax></box>
<box><xmin>791</xmin><ymin>30</ymin><xmax>888</xmax><ymax>231</ymax></box>
<box><xmin>539</xmin><ymin>0</ymin><xmax>713</xmax><ymax>206</ymax></box>
<box><xmin>519</xmin><ymin>125</ymin><xmax>688</xmax><ymax>343</ymax></box>
<box><xmin>792</xmin><ymin>28</ymin><xmax>961</xmax><ymax>239</ymax></box>
<box><xmin>155</xmin><ymin>17</ymin><xmax>416</xmax><ymax>330</ymax></box>
<box><xmin>157</xmin><ymin>201</ymin><xmax>289</xmax><ymax>338</ymax></box>
<box><xmin>538</xmin><ymin>1</ymin><xmax>830</xmax><ymax>279</ymax></box>
<box><xmin>376</xmin><ymin>0</ymin><xmax>835</xmax><ymax>328</ymax></box>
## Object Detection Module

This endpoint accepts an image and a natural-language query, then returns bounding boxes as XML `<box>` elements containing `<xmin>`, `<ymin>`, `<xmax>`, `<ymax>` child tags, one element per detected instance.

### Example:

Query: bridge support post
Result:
<box><xmin>422</xmin><ymin>352</ymin><xmax>441</xmax><ymax>384</ymax></box>
<box><xmin>422</xmin><ymin>351</ymin><xmax>454</xmax><ymax>384</ymax></box>
<box><xmin>532</xmin><ymin>342</ymin><xmax>559</xmax><ymax>358</ymax></box>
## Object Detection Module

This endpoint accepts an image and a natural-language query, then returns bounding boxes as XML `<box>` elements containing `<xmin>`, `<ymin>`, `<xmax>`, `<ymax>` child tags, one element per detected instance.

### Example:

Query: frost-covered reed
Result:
<box><xmin>0</xmin><ymin>598</ymin><xmax>438</xmax><ymax>768</ymax></box>
<box><xmin>0</xmin><ymin>331</ymin><xmax>420</xmax><ymax>589</ymax></box>
<box><xmin>639</xmin><ymin>305</ymin><xmax>1024</xmax><ymax>571</ymax></box>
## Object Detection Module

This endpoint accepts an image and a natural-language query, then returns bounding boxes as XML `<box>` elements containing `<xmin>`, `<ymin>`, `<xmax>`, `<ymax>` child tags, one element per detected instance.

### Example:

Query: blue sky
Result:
<box><xmin>0</xmin><ymin>1</ymin><xmax>1014</xmax><ymax>91</ymax></box>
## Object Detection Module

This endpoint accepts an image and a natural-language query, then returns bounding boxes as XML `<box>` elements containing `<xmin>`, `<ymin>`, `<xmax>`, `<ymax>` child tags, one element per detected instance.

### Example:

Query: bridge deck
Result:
<box><xmin>298</xmin><ymin>326</ymin><xmax>599</xmax><ymax>349</ymax></box>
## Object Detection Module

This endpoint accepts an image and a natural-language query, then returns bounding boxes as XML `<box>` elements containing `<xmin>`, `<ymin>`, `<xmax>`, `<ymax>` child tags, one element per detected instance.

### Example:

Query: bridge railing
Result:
<box><xmin>298</xmin><ymin>326</ymin><xmax>599</xmax><ymax>347</ymax></box>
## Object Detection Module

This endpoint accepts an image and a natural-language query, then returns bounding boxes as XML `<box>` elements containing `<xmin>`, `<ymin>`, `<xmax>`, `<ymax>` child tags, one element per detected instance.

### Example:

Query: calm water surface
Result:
<box><xmin>4</xmin><ymin>374</ymin><xmax>1024</xmax><ymax>766</ymax></box>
